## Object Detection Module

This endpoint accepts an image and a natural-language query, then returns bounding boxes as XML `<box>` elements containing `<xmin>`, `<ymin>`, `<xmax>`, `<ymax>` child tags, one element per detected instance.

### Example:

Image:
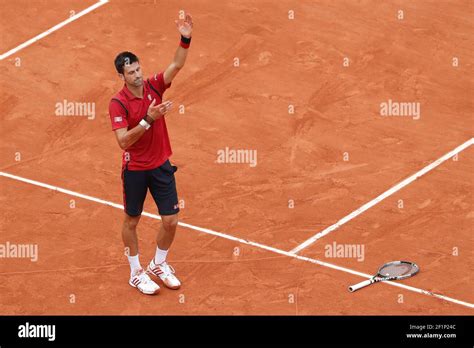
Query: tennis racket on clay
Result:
<box><xmin>348</xmin><ymin>260</ymin><xmax>419</xmax><ymax>292</ymax></box>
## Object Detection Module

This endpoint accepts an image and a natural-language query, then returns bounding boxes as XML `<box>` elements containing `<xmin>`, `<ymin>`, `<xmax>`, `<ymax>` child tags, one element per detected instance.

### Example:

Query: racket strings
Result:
<box><xmin>379</xmin><ymin>263</ymin><xmax>417</xmax><ymax>277</ymax></box>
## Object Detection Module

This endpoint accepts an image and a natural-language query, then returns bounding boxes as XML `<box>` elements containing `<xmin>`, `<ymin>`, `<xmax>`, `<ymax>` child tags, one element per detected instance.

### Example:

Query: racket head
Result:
<box><xmin>376</xmin><ymin>260</ymin><xmax>419</xmax><ymax>280</ymax></box>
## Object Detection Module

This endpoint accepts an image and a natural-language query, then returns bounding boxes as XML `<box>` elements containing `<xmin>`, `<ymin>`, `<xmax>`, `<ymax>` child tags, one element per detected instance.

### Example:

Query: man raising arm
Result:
<box><xmin>163</xmin><ymin>13</ymin><xmax>194</xmax><ymax>85</ymax></box>
<box><xmin>108</xmin><ymin>13</ymin><xmax>194</xmax><ymax>295</ymax></box>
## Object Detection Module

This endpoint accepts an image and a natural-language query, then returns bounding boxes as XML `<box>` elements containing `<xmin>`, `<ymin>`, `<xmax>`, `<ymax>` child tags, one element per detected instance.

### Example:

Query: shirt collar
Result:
<box><xmin>122</xmin><ymin>83</ymin><xmax>146</xmax><ymax>100</ymax></box>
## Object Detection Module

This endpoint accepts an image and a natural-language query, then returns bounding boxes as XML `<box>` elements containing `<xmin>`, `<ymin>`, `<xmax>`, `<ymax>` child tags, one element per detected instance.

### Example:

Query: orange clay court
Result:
<box><xmin>0</xmin><ymin>0</ymin><xmax>472</xmax><ymax>315</ymax></box>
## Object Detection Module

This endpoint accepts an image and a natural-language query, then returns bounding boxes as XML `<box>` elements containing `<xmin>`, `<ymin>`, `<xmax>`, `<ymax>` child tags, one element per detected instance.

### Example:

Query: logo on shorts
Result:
<box><xmin>173</xmin><ymin>204</ymin><xmax>179</xmax><ymax>210</ymax></box>
<box><xmin>114</xmin><ymin>116</ymin><xmax>123</xmax><ymax>123</ymax></box>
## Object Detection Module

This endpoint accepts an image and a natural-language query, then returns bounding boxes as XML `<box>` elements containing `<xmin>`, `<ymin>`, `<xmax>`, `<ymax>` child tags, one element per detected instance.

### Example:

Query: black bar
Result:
<box><xmin>0</xmin><ymin>315</ymin><xmax>472</xmax><ymax>346</ymax></box>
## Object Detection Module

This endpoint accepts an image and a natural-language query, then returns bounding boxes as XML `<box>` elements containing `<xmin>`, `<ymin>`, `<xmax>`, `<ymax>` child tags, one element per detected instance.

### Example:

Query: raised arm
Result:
<box><xmin>163</xmin><ymin>13</ymin><xmax>194</xmax><ymax>85</ymax></box>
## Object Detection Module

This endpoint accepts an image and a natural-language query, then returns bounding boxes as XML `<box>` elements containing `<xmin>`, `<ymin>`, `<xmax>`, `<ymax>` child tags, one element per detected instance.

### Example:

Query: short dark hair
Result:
<box><xmin>114</xmin><ymin>51</ymin><xmax>139</xmax><ymax>74</ymax></box>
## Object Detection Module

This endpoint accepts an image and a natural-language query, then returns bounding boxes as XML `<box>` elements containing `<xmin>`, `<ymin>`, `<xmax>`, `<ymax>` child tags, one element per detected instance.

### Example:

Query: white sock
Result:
<box><xmin>154</xmin><ymin>246</ymin><xmax>168</xmax><ymax>265</ymax></box>
<box><xmin>127</xmin><ymin>254</ymin><xmax>141</xmax><ymax>276</ymax></box>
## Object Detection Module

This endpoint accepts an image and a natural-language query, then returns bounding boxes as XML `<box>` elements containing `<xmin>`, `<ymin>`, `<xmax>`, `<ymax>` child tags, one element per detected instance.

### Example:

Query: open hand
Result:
<box><xmin>147</xmin><ymin>99</ymin><xmax>173</xmax><ymax>121</ymax></box>
<box><xmin>175</xmin><ymin>13</ymin><xmax>193</xmax><ymax>38</ymax></box>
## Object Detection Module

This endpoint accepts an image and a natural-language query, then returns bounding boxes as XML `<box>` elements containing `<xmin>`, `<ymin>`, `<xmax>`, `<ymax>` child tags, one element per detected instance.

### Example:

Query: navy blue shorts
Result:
<box><xmin>121</xmin><ymin>159</ymin><xmax>180</xmax><ymax>217</ymax></box>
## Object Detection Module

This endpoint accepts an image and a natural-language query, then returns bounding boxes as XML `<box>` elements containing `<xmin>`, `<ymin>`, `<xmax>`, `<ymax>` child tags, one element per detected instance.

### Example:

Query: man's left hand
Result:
<box><xmin>175</xmin><ymin>13</ymin><xmax>193</xmax><ymax>38</ymax></box>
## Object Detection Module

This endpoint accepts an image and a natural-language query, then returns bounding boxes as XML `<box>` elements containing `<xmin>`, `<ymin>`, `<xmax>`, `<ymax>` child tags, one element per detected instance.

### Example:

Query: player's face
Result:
<box><xmin>122</xmin><ymin>62</ymin><xmax>143</xmax><ymax>87</ymax></box>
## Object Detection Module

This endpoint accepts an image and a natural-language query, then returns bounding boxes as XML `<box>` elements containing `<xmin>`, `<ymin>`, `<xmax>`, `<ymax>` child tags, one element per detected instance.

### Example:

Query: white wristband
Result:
<box><xmin>139</xmin><ymin>119</ymin><xmax>151</xmax><ymax>130</ymax></box>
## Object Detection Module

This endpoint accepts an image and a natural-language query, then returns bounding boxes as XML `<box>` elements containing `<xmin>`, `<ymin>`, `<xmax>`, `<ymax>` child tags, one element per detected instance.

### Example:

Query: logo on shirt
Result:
<box><xmin>147</xmin><ymin>94</ymin><xmax>152</xmax><ymax>101</ymax></box>
<box><xmin>114</xmin><ymin>116</ymin><xmax>123</xmax><ymax>123</ymax></box>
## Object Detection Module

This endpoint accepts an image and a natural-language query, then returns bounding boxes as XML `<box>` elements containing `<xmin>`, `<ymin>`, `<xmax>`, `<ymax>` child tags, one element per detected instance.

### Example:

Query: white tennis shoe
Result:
<box><xmin>129</xmin><ymin>268</ymin><xmax>160</xmax><ymax>295</ymax></box>
<box><xmin>147</xmin><ymin>259</ymin><xmax>181</xmax><ymax>289</ymax></box>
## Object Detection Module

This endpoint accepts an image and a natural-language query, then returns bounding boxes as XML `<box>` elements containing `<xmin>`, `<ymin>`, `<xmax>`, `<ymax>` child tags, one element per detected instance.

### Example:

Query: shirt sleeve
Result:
<box><xmin>109</xmin><ymin>99</ymin><xmax>129</xmax><ymax>131</ymax></box>
<box><xmin>148</xmin><ymin>72</ymin><xmax>171</xmax><ymax>96</ymax></box>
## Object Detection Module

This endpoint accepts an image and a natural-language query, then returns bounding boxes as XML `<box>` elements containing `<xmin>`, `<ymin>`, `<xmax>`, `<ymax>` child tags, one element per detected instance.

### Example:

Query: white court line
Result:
<box><xmin>0</xmin><ymin>171</ymin><xmax>472</xmax><ymax>309</ymax></box>
<box><xmin>290</xmin><ymin>138</ymin><xmax>474</xmax><ymax>254</ymax></box>
<box><xmin>0</xmin><ymin>0</ymin><xmax>109</xmax><ymax>61</ymax></box>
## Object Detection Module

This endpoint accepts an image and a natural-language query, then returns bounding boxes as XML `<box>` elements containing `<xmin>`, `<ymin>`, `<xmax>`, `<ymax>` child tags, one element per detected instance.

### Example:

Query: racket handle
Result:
<box><xmin>348</xmin><ymin>279</ymin><xmax>373</xmax><ymax>292</ymax></box>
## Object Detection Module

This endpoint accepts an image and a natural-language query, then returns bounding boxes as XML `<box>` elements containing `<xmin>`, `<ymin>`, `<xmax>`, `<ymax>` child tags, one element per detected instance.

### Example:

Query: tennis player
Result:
<box><xmin>108</xmin><ymin>13</ymin><xmax>193</xmax><ymax>295</ymax></box>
